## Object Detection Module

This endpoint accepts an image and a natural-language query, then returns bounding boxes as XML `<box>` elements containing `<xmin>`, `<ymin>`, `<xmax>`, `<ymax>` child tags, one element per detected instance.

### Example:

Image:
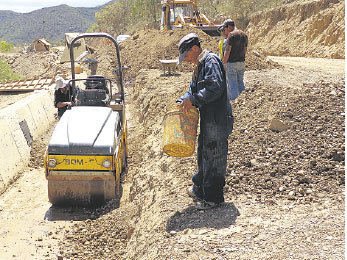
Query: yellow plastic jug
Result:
<box><xmin>163</xmin><ymin>104</ymin><xmax>199</xmax><ymax>157</ymax></box>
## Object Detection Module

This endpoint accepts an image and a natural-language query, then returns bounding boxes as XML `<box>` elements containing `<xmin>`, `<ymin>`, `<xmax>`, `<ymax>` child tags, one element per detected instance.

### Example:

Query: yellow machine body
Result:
<box><xmin>160</xmin><ymin>0</ymin><xmax>220</xmax><ymax>36</ymax></box>
<box><xmin>44</xmin><ymin>109</ymin><xmax>127</xmax><ymax>206</ymax></box>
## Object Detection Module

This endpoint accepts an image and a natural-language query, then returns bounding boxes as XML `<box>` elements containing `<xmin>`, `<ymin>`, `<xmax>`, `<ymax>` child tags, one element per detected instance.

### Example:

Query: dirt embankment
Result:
<box><xmin>57</xmin><ymin>2</ymin><xmax>344</xmax><ymax>258</ymax></box>
<box><xmin>59</xmin><ymin>64</ymin><xmax>344</xmax><ymax>259</ymax></box>
<box><xmin>246</xmin><ymin>0</ymin><xmax>345</xmax><ymax>58</ymax></box>
<box><xmin>118</xmin><ymin>26</ymin><xmax>280</xmax><ymax>82</ymax></box>
<box><xmin>0</xmin><ymin>51</ymin><xmax>60</xmax><ymax>79</ymax></box>
<box><xmin>0</xmin><ymin>50</ymin><xmax>61</xmax><ymax>109</ymax></box>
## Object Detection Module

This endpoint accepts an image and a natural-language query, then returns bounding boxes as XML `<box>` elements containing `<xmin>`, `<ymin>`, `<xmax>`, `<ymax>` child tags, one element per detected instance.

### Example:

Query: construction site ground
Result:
<box><xmin>0</xmin><ymin>1</ymin><xmax>345</xmax><ymax>259</ymax></box>
<box><xmin>0</xmin><ymin>54</ymin><xmax>344</xmax><ymax>259</ymax></box>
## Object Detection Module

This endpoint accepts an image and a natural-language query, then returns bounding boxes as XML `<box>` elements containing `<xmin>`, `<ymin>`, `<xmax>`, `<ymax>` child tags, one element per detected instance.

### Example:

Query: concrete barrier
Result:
<box><xmin>0</xmin><ymin>89</ymin><xmax>56</xmax><ymax>194</ymax></box>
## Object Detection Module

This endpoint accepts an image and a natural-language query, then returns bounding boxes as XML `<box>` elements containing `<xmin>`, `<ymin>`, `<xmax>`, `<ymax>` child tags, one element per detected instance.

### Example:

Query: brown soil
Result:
<box><xmin>117</xmin><ymin>26</ymin><xmax>280</xmax><ymax>81</ymax></box>
<box><xmin>0</xmin><ymin>50</ymin><xmax>60</xmax><ymax>79</ymax></box>
<box><xmin>247</xmin><ymin>0</ymin><xmax>345</xmax><ymax>58</ymax></box>
<box><xmin>57</xmin><ymin>55</ymin><xmax>344</xmax><ymax>259</ymax></box>
<box><xmin>0</xmin><ymin>49</ymin><xmax>61</xmax><ymax>109</ymax></box>
<box><xmin>57</xmin><ymin>3</ymin><xmax>344</xmax><ymax>257</ymax></box>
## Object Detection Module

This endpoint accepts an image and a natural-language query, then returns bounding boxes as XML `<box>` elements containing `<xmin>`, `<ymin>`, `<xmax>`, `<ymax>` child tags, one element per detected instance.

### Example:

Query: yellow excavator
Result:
<box><xmin>160</xmin><ymin>0</ymin><xmax>220</xmax><ymax>36</ymax></box>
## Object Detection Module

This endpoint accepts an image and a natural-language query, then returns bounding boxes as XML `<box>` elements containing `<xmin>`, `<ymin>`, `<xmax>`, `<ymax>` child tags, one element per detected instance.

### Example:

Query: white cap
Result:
<box><xmin>55</xmin><ymin>77</ymin><xmax>68</xmax><ymax>90</ymax></box>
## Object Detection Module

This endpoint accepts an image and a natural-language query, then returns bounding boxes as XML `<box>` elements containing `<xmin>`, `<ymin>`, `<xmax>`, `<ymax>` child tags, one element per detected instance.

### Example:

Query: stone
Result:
<box><xmin>269</xmin><ymin>119</ymin><xmax>290</xmax><ymax>132</ymax></box>
<box><xmin>279</xmin><ymin>186</ymin><xmax>286</xmax><ymax>192</ymax></box>
<box><xmin>250</xmin><ymin>159</ymin><xmax>259</xmax><ymax>166</ymax></box>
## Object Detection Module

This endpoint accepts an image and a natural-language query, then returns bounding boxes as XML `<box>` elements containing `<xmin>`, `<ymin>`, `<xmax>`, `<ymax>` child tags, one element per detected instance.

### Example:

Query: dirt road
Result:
<box><xmin>0</xmin><ymin>124</ymin><xmax>113</xmax><ymax>260</ymax></box>
<box><xmin>268</xmin><ymin>56</ymin><xmax>345</xmax><ymax>76</ymax></box>
<box><xmin>0</xmin><ymin>56</ymin><xmax>344</xmax><ymax>260</ymax></box>
<box><xmin>0</xmin><ymin>167</ymin><xmax>64</xmax><ymax>259</ymax></box>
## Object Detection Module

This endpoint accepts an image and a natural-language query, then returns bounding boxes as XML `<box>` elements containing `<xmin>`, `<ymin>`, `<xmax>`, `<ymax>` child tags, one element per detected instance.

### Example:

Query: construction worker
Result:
<box><xmin>220</xmin><ymin>19</ymin><xmax>248</xmax><ymax>101</ymax></box>
<box><xmin>177</xmin><ymin>33</ymin><xmax>233</xmax><ymax>210</ymax></box>
<box><xmin>218</xmin><ymin>26</ymin><xmax>229</xmax><ymax>61</ymax></box>
<box><xmin>54</xmin><ymin>77</ymin><xmax>72</xmax><ymax>119</ymax></box>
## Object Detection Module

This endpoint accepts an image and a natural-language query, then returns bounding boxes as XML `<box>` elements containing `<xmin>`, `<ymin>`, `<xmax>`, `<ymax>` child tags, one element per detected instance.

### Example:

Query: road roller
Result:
<box><xmin>44</xmin><ymin>33</ymin><xmax>127</xmax><ymax>206</ymax></box>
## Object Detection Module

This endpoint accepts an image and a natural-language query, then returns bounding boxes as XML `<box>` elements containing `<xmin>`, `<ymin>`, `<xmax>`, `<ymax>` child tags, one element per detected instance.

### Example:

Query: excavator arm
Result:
<box><xmin>160</xmin><ymin>0</ymin><xmax>220</xmax><ymax>37</ymax></box>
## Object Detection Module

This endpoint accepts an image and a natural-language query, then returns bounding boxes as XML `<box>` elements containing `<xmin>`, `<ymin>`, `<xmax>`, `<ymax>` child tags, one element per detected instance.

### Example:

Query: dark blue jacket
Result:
<box><xmin>178</xmin><ymin>50</ymin><xmax>233</xmax><ymax>135</ymax></box>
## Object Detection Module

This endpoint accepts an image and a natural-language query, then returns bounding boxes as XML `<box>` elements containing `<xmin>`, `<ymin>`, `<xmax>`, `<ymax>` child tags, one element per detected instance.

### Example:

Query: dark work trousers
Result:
<box><xmin>192</xmin><ymin>111</ymin><xmax>228</xmax><ymax>203</ymax></box>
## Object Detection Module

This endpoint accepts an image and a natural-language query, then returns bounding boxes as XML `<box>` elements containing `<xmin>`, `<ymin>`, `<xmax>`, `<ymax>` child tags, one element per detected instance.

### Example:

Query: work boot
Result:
<box><xmin>187</xmin><ymin>185</ymin><xmax>204</xmax><ymax>201</ymax></box>
<box><xmin>195</xmin><ymin>200</ymin><xmax>224</xmax><ymax>210</ymax></box>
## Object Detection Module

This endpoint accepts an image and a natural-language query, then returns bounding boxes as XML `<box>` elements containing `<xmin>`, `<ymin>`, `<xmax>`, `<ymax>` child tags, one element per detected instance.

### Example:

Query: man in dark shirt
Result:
<box><xmin>177</xmin><ymin>33</ymin><xmax>234</xmax><ymax>210</ymax></box>
<box><xmin>220</xmin><ymin>19</ymin><xmax>248</xmax><ymax>101</ymax></box>
<box><xmin>54</xmin><ymin>77</ymin><xmax>72</xmax><ymax>119</ymax></box>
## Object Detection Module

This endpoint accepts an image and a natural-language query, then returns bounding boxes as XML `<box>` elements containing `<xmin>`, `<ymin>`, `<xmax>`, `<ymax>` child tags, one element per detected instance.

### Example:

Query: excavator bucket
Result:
<box><xmin>195</xmin><ymin>25</ymin><xmax>221</xmax><ymax>37</ymax></box>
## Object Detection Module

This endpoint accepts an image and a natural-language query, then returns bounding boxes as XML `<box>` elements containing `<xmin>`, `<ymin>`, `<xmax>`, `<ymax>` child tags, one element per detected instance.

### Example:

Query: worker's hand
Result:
<box><xmin>66</xmin><ymin>102</ymin><xmax>72</xmax><ymax>107</ymax></box>
<box><xmin>180</xmin><ymin>98</ymin><xmax>192</xmax><ymax>114</ymax></box>
<box><xmin>72</xmin><ymin>97</ymin><xmax>79</xmax><ymax>106</ymax></box>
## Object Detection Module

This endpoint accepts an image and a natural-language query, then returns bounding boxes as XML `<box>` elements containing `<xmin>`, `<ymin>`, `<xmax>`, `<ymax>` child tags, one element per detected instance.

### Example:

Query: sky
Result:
<box><xmin>0</xmin><ymin>0</ymin><xmax>111</xmax><ymax>13</ymax></box>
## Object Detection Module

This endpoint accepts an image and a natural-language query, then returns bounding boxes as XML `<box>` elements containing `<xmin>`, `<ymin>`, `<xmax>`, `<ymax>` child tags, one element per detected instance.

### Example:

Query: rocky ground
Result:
<box><xmin>247</xmin><ymin>0</ymin><xmax>345</xmax><ymax>59</ymax></box>
<box><xmin>0</xmin><ymin>49</ymin><xmax>61</xmax><ymax>109</ymax></box>
<box><xmin>0</xmin><ymin>50</ymin><xmax>60</xmax><ymax>79</ymax></box>
<box><xmin>56</xmin><ymin>59</ymin><xmax>344</xmax><ymax>259</ymax></box>
<box><xmin>55</xmin><ymin>27</ymin><xmax>344</xmax><ymax>259</ymax></box>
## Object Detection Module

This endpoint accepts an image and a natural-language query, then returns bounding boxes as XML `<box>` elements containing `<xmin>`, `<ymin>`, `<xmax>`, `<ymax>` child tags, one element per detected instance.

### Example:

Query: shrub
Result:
<box><xmin>0</xmin><ymin>59</ymin><xmax>23</xmax><ymax>82</ymax></box>
<box><xmin>0</xmin><ymin>41</ymin><xmax>14</xmax><ymax>53</ymax></box>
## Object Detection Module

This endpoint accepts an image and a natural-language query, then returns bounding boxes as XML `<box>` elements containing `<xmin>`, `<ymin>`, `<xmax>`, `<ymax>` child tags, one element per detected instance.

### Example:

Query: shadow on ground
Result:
<box><xmin>44</xmin><ymin>197</ymin><xmax>120</xmax><ymax>221</ymax></box>
<box><xmin>166</xmin><ymin>202</ymin><xmax>240</xmax><ymax>232</ymax></box>
<box><xmin>160</xmin><ymin>73</ymin><xmax>181</xmax><ymax>77</ymax></box>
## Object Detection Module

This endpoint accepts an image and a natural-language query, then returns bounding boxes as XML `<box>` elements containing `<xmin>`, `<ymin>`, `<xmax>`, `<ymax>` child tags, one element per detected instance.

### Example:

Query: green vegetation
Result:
<box><xmin>0</xmin><ymin>59</ymin><xmax>23</xmax><ymax>82</ymax></box>
<box><xmin>94</xmin><ymin>0</ymin><xmax>163</xmax><ymax>34</ymax></box>
<box><xmin>0</xmin><ymin>41</ymin><xmax>14</xmax><ymax>53</ymax></box>
<box><xmin>94</xmin><ymin>0</ymin><xmax>288</xmax><ymax>34</ymax></box>
<box><xmin>198</xmin><ymin>0</ymin><xmax>288</xmax><ymax>29</ymax></box>
<box><xmin>0</xmin><ymin>0</ymin><xmax>288</xmax><ymax>45</ymax></box>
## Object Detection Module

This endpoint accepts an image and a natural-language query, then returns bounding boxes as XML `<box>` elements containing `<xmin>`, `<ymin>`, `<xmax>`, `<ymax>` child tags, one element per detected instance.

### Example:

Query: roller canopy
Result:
<box><xmin>48</xmin><ymin>106</ymin><xmax>121</xmax><ymax>155</ymax></box>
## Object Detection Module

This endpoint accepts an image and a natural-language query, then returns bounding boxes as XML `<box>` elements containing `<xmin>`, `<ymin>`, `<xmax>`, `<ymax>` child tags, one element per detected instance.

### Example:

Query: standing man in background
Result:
<box><xmin>220</xmin><ymin>19</ymin><xmax>248</xmax><ymax>101</ymax></box>
<box><xmin>218</xmin><ymin>26</ymin><xmax>229</xmax><ymax>61</ymax></box>
<box><xmin>177</xmin><ymin>33</ymin><xmax>233</xmax><ymax>210</ymax></box>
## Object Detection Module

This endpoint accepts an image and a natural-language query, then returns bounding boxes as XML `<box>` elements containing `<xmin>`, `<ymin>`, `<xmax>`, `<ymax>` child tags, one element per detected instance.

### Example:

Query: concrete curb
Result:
<box><xmin>0</xmin><ymin>89</ymin><xmax>56</xmax><ymax>194</ymax></box>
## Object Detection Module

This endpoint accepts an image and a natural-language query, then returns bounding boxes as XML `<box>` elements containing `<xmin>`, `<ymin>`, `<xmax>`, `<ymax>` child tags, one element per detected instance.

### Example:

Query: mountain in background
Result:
<box><xmin>0</xmin><ymin>2</ymin><xmax>113</xmax><ymax>45</ymax></box>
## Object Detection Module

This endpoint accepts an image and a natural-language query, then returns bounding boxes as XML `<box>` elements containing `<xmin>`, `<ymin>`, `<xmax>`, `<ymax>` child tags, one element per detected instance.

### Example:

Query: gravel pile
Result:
<box><xmin>2</xmin><ymin>51</ymin><xmax>61</xmax><ymax>79</ymax></box>
<box><xmin>226</xmin><ymin>79</ymin><xmax>345</xmax><ymax>202</ymax></box>
<box><xmin>59</xmin><ymin>201</ymin><xmax>132</xmax><ymax>260</ymax></box>
<box><xmin>117</xmin><ymin>27</ymin><xmax>280</xmax><ymax>80</ymax></box>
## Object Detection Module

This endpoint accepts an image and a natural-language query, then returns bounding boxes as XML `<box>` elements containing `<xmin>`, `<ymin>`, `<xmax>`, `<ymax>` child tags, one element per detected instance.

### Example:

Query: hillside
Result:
<box><xmin>247</xmin><ymin>0</ymin><xmax>345</xmax><ymax>58</ymax></box>
<box><xmin>0</xmin><ymin>3</ymin><xmax>112</xmax><ymax>45</ymax></box>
